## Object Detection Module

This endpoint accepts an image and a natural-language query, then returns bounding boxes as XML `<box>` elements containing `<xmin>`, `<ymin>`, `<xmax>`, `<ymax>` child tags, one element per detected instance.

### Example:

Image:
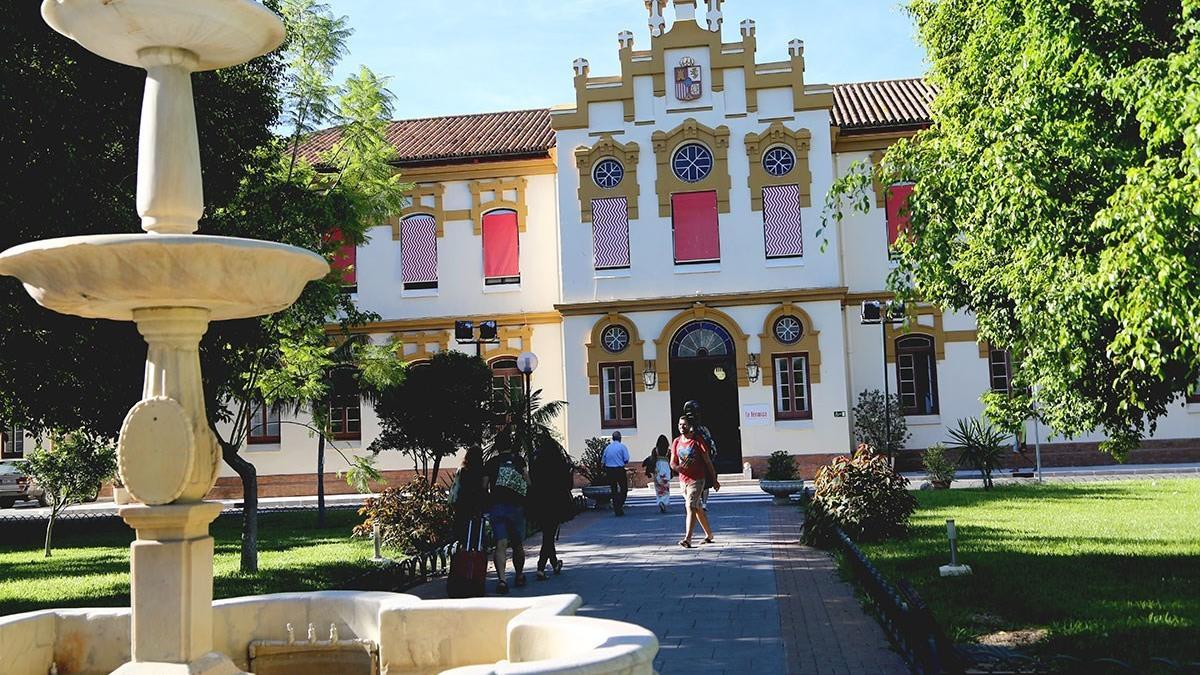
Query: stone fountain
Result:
<box><xmin>0</xmin><ymin>2</ymin><xmax>658</xmax><ymax>674</ymax></box>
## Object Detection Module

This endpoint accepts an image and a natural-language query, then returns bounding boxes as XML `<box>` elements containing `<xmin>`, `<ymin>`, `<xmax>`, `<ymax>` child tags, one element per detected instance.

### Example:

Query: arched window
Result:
<box><xmin>896</xmin><ymin>335</ymin><xmax>939</xmax><ymax>415</ymax></box>
<box><xmin>671</xmin><ymin>321</ymin><xmax>734</xmax><ymax>359</ymax></box>
<box><xmin>490</xmin><ymin>357</ymin><xmax>523</xmax><ymax>403</ymax></box>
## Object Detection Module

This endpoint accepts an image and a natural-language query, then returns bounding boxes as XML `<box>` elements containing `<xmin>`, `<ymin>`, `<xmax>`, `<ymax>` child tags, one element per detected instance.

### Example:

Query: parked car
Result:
<box><xmin>0</xmin><ymin>459</ymin><xmax>47</xmax><ymax>508</ymax></box>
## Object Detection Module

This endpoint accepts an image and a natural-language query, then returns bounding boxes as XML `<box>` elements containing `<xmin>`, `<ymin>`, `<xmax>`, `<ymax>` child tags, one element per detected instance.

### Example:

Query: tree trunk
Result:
<box><xmin>221</xmin><ymin>441</ymin><xmax>258</xmax><ymax>574</ymax></box>
<box><xmin>431</xmin><ymin>454</ymin><xmax>443</xmax><ymax>487</ymax></box>
<box><xmin>316</xmin><ymin>431</ymin><xmax>326</xmax><ymax>528</ymax></box>
<box><xmin>43</xmin><ymin>506</ymin><xmax>56</xmax><ymax>558</ymax></box>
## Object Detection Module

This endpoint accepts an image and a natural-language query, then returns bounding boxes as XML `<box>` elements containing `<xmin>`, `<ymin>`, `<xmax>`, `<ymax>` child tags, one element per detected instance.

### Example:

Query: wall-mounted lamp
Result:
<box><xmin>747</xmin><ymin>353</ymin><xmax>761</xmax><ymax>384</ymax></box>
<box><xmin>642</xmin><ymin>362</ymin><xmax>657</xmax><ymax>389</ymax></box>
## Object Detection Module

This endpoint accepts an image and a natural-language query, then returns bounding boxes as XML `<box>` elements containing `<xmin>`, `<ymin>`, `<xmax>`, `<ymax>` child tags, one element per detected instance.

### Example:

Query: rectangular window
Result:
<box><xmin>671</xmin><ymin>190</ymin><xmax>720</xmax><ymax>264</ymax></box>
<box><xmin>989</xmin><ymin>348</ymin><xmax>1012</xmax><ymax>393</ymax></box>
<box><xmin>773</xmin><ymin>353</ymin><xmax>813</xmax><ymax>420</ymax></box>
<box><xmin>1</xmin><ymin>425</ymin><xmax>23</xmax><ymax>459</ymax></box>
<box><xmin>600</xmin><ymin>362</ymin><xmax>637</xmax><ymax>428</ymax></box>
<box><xmin>896</xmin><ymin>337</ymin><xmax>939</xmax><ymax>415</ymax></box>
<box><xmin>885</xmin><ymin>183</ymin><xmax>914</xmax><ymax>256</ymax></box>
<box><xmin>482</xmin><ymin>210</ymin><xmax>520</xmax><ymax>285</ymax></box>
<box><xmin>329</xmin><ymin>393</ymin><xmax>361</xmax><ymax>441</ymax></box>
<box><xmin>1188</xmin><ymin>377</ymin><xmax>1200</xmax><ymax>404</ymax></box>
<box><xmin>592</xmin><ymin>197</ymin><xmax>630</xmax><ymax>270</ymax></box>
<box><xmin>401</xmin><ymin>215</ymin><xmax>438</xmax><ymax>290</ymax></box>
<box><xmin>247</xmin><ymin>401</ymin><xmax>281</xmax><ymax>445</ymax></box>
<box><xmin>328</xmin><ymin>228</ymin><xmax>357</xmax><ymax>292</ymax></box>
<box><xmin>763</xmin><ymin>185</ymin><xmax>804</xmax><ymax>259</ymax></box>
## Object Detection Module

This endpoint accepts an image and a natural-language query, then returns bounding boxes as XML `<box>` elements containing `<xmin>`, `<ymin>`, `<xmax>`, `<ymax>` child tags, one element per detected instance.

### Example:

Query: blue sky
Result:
<box><xmin>331</xmin><ymin>0</ymin><xmax>926</xmax><ymax>120</ymax></box>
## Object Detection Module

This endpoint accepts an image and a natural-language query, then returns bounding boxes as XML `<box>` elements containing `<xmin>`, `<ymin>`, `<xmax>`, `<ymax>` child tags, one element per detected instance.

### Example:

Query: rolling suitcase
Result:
<box><xmin>447</xmin><ymin>518</ymin><xmax>487</xmax><ymax>598</ymax></box>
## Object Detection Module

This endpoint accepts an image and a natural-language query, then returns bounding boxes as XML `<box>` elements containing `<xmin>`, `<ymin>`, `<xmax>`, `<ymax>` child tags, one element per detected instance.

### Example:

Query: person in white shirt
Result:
<box><xmin>603</xmin><ymin>431</ymin><xmax>631</xmax><ymax>516</ymax></box>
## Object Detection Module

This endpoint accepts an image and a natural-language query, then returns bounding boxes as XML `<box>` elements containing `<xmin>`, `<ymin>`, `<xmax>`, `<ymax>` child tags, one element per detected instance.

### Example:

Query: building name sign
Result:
<box><xmin>742</xmin><ymin>403</ymin><xmax>771</xmax><ymax>427</ymax></box>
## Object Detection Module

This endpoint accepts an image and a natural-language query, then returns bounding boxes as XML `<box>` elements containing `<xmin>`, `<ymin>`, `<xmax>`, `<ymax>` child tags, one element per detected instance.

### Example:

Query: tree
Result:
<box><xmin>827</xmin><ymin>0</ymin><xmax>1200</xmax><ymax>457</ymax></box>
<box><xmin>851</xmin><ymin>389</ymin><xmax>910</xmax><ymax>460</ymax></box>
<box><xmin>488</xmin><ymin>388</ymin><xmax>567</xmax><ymax>460</ymax></box>
<box><xmin>24</xmin><ymin>430</ymin><xmax>117</xmax><ymax>557</ymax></box>
<box><xmin>370</xmin><ymin>351</ymin><xmax>493</xmax><ymax>484</ymax></box>
<box><xmin>258</xmin><ymin>329</ymin><xmax>405</xmax><ymax>527</ymax></box>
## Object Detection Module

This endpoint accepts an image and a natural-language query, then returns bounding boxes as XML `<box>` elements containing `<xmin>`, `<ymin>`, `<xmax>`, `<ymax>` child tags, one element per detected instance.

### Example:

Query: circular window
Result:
<box><xmin>773</xmin><ymin>315</ymin><xmax>803</xmax><ymax>344</ymax></box>
<box><xmin>671</xmin><ymin>143</ymin><xmax>714</xmax><ymax>183</ymax></box>
<box><xmin>601</xmin><ymin>325</ymin><xmax>631</xmax><ymax>353</ymax></box>
<box><xmin>763</xmin><ymin>146</ymin><xmax>796</xmax><ymax>177</ymax></box>
<box><xmin>593</xmin><ymin>158</ymin><xmax>624</xmax><ymax>189</ymax></box>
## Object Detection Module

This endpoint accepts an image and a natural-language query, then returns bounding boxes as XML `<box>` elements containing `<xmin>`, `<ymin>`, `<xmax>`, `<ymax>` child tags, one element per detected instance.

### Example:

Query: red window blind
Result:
<box><xmin>482</xmin><ymin>210</ymin><xmax>519</xmax><ymax>279</ymax></box>
<box><xmin>672</xmin><ymin>190</ymin><xmax>720</xmax><ymax>263</ymax></box>
<box><xmin>885</xmin><ymin>183</ymin><xmax>914</xmax><ymax>249</ymax></box>
<box><xmin>327</xmin><ymin>228</ymin><xmax>357</xmax><ymax>286</ymax></box>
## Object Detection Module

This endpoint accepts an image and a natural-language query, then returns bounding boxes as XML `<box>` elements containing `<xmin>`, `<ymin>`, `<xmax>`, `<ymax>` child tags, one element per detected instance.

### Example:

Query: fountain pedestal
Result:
<box><xmin>114</xmin><ymin>503</ymin><xmax>243</xmax><ymax>675</ymax></box>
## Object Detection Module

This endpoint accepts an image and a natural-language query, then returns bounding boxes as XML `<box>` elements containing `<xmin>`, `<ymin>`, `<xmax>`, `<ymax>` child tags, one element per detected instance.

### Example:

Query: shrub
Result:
<box><xmin>764</xmin><ymin>450</ymin><xmax>798</xmax><ymax>481</ymax></box>
<box><xmin>355</xmin><ymin>477</ymin><xmax>452</xmax><ymax>555</ymax></box>
<box><xmin>851</xmin><ymin>389</ymin><xmax>910</xmax><ymax>459</ymax></box>
<box><xmin>24</xmin><ymin>429</ymin><xmax>117</xmax><ymax>557</ymax></box>
<box><xmin>922</xmin><ymin>443</ymin><xmax>957</xmax><ymax>487</ymax></box>
<box><xmin>577</xmin><ymin>437</ymin><xmax>609</xmax><ymax>486</ymax></box>
<box><xmin>802</xmin><ymin>445</ymin><xmax>917</xmax><ymax>545</ymax></box>
<box><xmin>947</xmin><ymin>417</ymin><xmax>1007</xmax><ymax>489</ymax></box>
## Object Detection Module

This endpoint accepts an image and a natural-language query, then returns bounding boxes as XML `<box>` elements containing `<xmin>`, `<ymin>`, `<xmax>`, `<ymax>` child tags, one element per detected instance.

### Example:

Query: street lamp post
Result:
<box><xmin>517</xmin><ymin>351</ymin><xmax>539</xmax><ymax>455</ymax></box>
<box><xmin>860</xmin><ymin>300</ymin><xmax>905</xmax><ymax>458</ymax></box>
<box><xmin>454</xmin><ymin>320</ymin><xmax>500</xmax><ymax>357</ymax></box>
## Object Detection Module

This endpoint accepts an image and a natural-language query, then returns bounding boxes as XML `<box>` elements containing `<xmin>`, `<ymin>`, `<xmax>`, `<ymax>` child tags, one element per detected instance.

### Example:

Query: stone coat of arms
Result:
<box><xmin>675</xmin><ymin>57</ymin><xmax>703</xmax><ymax>102</ymax></box>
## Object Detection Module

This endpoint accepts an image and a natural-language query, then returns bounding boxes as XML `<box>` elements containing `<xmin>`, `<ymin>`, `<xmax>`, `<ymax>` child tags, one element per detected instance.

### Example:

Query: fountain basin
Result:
<box><xmin>41</xmin><ymin>0</ymin><xmax>285</xmax><ymax>72</ymax></box>
<box><xmin>0</xmin><ymin>234</ymin><xmax>329</xmax><ymax>322</ymax></box>
<box><xmin>0</xmin><ymin>591</ymin><xmax>658</xmax><ymax>675</ymax></box>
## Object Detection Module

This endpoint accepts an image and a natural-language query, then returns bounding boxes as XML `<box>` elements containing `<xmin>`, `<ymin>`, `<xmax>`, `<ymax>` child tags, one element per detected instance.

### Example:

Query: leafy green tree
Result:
<box><xmin>369</xmin><ymin>351</ymin><xmax>493</xmax><ymax>484</ymax></box>
<box><xmin>258</xmin><ymin>329</ymin><xmax>405</xmax><ymax>527</ymax></box>
<box><xmin>851</xmin><ymin>389</ymin><xmax>910</xmax><ymax>460</ymax></box>
<box><xmin>24</xmin><ymin>430</ymin><xmax>117</xmax><ymax>557</ymax></box>
<box><xmin>827</xmin><ymin>0</ymin><xmax>1198</xmax><ymax>457</ymax></box>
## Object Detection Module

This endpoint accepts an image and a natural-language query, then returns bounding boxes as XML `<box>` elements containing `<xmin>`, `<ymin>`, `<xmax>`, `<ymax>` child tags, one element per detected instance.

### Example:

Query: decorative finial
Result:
<box><xmin>307</xmin><ymin>623</ymin><xmax>316</xmax><ymax>643</ymax></box>
<box><xmin>740</xmin><ymin>19</ymin><xmax>756</xmax><ymax>38</ymax></box>
<box><xmin>618</xmin><ymin>30</ymin><xmax>635</xmax><ymax>49</ymax></box>
<box><xmin>330</xmin><ymin>624</ymin><xmax>339</xmax><ymax>644</ymax></box>
<box><xmin>789</xmin><ymin>39</ymin><xmax>804</xmax><ymax>57</ymax></box>
<box><xmin>646</xmin><ymin>0</ymin><xmax>667</xmax><ymax>37</ymax></box>
<box><xmin>706</xmin><ymin>0</ymin><xmax>723</xmax><ymax>32</ymax></box>
<box><xmin>573</xmin><ymin>58</ymin><xmax>590</xmax><ymax>77</ymax></box>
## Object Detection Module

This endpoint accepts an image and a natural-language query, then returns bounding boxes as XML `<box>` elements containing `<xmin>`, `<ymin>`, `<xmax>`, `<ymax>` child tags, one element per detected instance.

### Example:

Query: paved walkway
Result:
<box><xmin>410</xmin><ymin>486</ymin><xmax>907</xmax><ymax>674</ymax></box>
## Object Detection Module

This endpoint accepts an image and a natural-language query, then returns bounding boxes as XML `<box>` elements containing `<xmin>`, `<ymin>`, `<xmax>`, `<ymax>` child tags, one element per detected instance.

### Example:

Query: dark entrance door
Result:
<box><xmin>668</xmin><ymin>321</ymin><xmax>743</xmax><ymax>474</ymax></box>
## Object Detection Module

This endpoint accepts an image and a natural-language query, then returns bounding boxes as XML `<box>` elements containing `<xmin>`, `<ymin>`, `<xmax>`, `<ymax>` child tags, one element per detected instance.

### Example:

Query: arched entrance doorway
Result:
<box><xmin>668</xmin><ymin>320</ymin><xmax>743</xmax><ymax>473</ymax></box>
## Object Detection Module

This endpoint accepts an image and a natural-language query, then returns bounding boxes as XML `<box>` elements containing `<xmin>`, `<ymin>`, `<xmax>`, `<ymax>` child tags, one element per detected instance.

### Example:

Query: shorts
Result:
<box><xmin>489</xmin><ymin>503</ymin><xmax>526</xmax><ymax>543</ymax></box>
<box><xmin>682</xmin><ymin>479</ymin><xmax>707</xmax><ymax>509</ymax></box>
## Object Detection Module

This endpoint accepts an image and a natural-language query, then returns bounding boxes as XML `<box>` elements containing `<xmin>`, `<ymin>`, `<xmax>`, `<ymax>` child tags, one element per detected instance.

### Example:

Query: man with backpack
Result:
<box><xmin>683</xmin><ymin>400</ymin><xmax>717</xmax><ymax>510</ymax></box>
<box><xmin>483</xmin><ymin>448</ymin><xmax>529</xmax><ymax>594</ymax></box>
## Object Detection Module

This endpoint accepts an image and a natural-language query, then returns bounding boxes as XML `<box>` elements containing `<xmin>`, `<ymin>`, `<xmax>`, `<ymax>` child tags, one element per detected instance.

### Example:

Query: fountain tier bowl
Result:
<box><xmin>41</xmin><ymin>0</ymin><xmax>284</xmax><ymax>72</ymax></box>
<box><xmin>0</xmin><ymin>234</ymin><xmax>328</xmax><ymax>322</ymax></box>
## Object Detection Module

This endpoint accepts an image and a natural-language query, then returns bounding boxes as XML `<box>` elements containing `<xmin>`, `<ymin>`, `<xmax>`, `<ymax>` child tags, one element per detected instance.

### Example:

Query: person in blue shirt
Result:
<box><xmin>602</xmin><ymin>431</ymin><xmax>631</xmax><ymax>516</ymax></box>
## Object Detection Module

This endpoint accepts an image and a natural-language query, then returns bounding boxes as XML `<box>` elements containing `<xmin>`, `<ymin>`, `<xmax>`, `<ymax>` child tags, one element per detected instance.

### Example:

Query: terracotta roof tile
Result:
<box><xmin>831</xmin><ymin>78</ymin><xmax>936</xmax><ymax>133</ymax></box>
<box><xmin>295</xmin><ymin>108</ymin><xmax>555</xmax><ymax>167</ymax></box>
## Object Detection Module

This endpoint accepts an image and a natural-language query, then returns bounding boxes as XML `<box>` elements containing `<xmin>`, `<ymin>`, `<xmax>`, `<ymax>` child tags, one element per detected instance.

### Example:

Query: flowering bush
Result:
<box><xmin>355</xmin><ymin>477</ymin><xmax>453</xmax><ymax>554</ymax></box>
<box><xmin>803</xmin><ymin>445</ymin><xmax>917</xmax><ymax>544</ymax></box>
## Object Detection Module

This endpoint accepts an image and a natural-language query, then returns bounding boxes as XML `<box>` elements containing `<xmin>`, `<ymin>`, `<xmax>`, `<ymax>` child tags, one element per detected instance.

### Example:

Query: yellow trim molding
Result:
<box><xmin>393</xmin><ymin>183</ymin><xmax>446</xmax><ymax>239</ymax></box>
<box><xmin>884</xmin><ymin>305</ymin><xmax>978</xmax><ymax>362</ymax></box>
<box><xmin>346</xmin><ymin>311</ymin><xmax>562</xmax><ymax>335</ymax></box>
<box><xmin>395</xmin><ymin>330</ymin><xmax>450</xmax><ymax>362</ymax></box>
<box><xmin>745</xmin><ymin>122</ymin><xmax>813</xmax><ymax>210</ymax></box>
<box><xmin>759</xmin><ymin>303</ymin><xmax>822</xmax><ymax>386</ymax></box>
<box><xmin>586</xmin><ymin>313</ymin><xmax>647</xmax><ymax>395</ymax></box>
<box><xmin>833</xmin><ymin>128</ymin><xmax>921</xmax><ymax>154</ymax></box>
<box><xmin>482</xmin><ymin>324</ymin><xmax>533</xmax><ymax>360</ymax></box>
<box><xmin>557</xmin><ymin>286</ymin><xmax>848</xmax><ymax>317</ymax></box>
<box><xmin>652</xmin><ymin>118</ymin><xmax>732</xmax><ymax>218</ymax></box>
<box><xmin>654</xmin><ymin>303</ymin><xmax>750</xmax><ymax>390</ymax></box>
<box><xmin>575</xmin><ymin>136</ymin><xmax>641</xmax><ymax>223</ymax></box>
<box><xmin>397</xmin><ymin>154</ymin><xmax>556</xmax><ymax>183</ymax></box>
<box><xmin>471</xmin><ymin>177</ymin><xmax>529</xmax><ymax>235</ymax></box>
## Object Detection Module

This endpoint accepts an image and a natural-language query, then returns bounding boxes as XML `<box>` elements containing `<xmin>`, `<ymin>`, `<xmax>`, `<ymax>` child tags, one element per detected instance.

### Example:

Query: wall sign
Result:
<box><xmin>742</xmin><ymin>403</ymin><xmax>771</xmax><ymax>427</ymax></box>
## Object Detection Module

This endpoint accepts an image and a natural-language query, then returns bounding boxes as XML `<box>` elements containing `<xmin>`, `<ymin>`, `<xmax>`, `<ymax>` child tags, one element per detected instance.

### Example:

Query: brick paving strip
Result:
<box><xmin>409</xmin><ymin>488</ymin><xmax>906</xmax><ymax>674</ymax></box>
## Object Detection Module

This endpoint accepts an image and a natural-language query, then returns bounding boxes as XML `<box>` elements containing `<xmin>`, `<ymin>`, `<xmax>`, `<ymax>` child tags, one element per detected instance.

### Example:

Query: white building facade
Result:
<box><xmin>201</xmin><ymin>0</ymin><xmax>1199</xmax><ymax>495</ymax></box>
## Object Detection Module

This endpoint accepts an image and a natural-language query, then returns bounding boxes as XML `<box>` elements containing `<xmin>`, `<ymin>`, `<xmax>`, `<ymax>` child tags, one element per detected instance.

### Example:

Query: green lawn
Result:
<box><xmin>0</xmin><ymin>509</ymin><xmax>377</xmax><ymax>616</ymax></box>
<box><xmin>856</xmin><ymin>479</ymin><xmax>1200</xmax><ymax>664</ymax></box>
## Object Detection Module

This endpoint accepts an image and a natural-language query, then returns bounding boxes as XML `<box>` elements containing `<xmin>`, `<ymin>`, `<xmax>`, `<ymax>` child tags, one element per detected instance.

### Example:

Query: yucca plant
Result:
<box><xmin>947</xmin><ymin>417</ymin><xmax>1007</xmax><ymax>490</ymax></box>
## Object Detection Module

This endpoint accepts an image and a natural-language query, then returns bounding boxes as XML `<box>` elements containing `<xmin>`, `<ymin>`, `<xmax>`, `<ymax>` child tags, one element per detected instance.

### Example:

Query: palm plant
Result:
<box><xmin>487</xmin><ymin>387</ymin><xmax>567</xmax><ymax>460</ymax></box>
<box><xmin>947</xmin><ymin>417</ymin><xmax>1007</xmax><ymax>489</ymax></box>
